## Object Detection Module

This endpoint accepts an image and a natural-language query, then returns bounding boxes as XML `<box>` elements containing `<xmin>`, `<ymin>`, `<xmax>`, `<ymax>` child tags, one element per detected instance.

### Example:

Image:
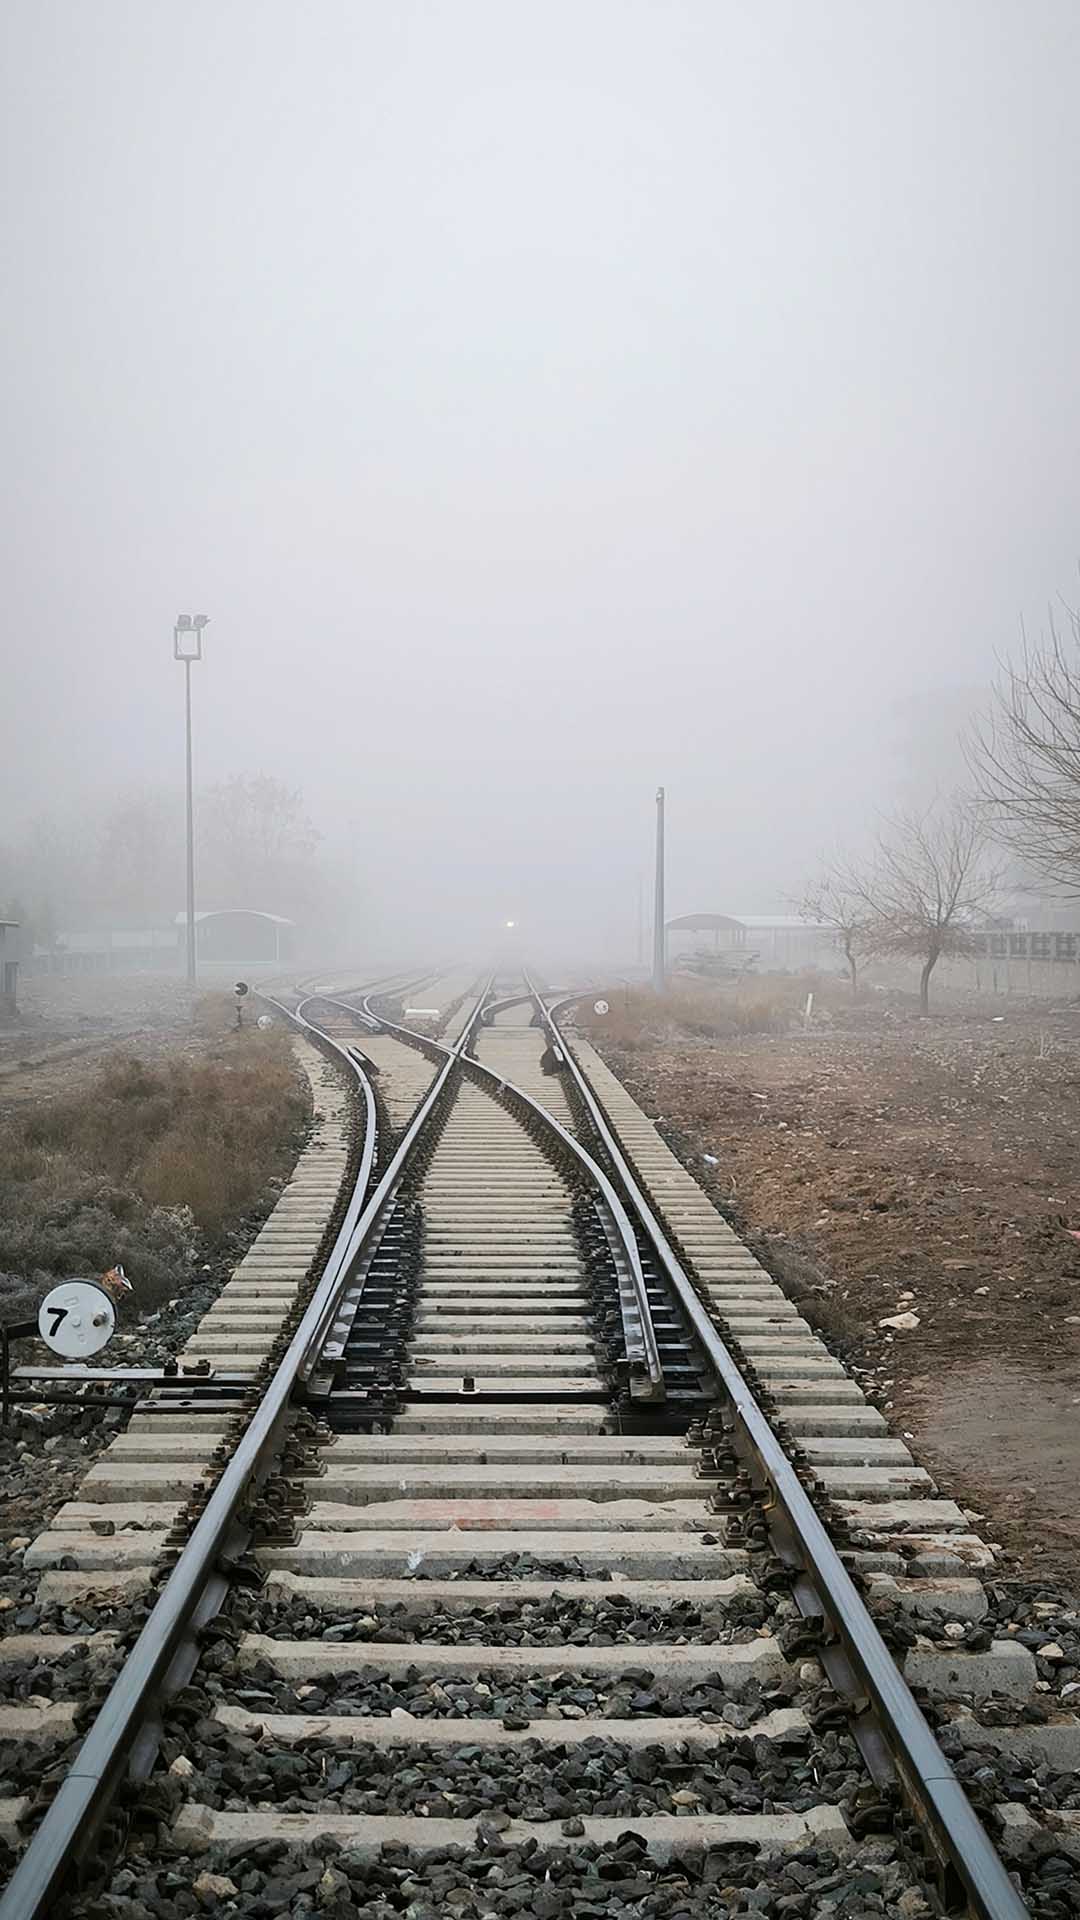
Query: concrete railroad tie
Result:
<box><xmin>9</xmin><ymin>1007</ymin><xmax>1058</xmax><ymax>1892</ymax></box>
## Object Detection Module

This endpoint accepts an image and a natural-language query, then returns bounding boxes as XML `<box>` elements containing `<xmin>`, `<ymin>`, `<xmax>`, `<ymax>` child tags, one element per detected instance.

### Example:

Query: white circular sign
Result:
<box><xmin>593</xmin><ymin>999</ymin><xmax>610</xmax><ymax>1016</ymax></box>
<box><xmin>38</xmin><ymin>1282</ymin><xmax>116</xmax><ymax>1359</ymax></box>
<box><xmin>257</xmin><ymin>1013</ymin><xmax>273</xmax><ymax>1030</ymax></box>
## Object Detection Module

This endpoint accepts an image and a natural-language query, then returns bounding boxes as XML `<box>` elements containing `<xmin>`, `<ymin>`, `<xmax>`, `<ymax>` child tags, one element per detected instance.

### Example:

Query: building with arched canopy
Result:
<box><xmin>666</xmin><ymin>912</ymin><xmax>836</xmax><ymax>971</ymax></box>
<box><xmin>174</xmin><ymin>910</ymin><xmax>295</xmax><ymax>964</ymax></box>
<box><xmin>0</xmin><ymin>920</ymin><xmax>19</xmax><ymax>1014</ymax></box>
<box><xmin>665</xmin><ymin>912</ymin><xmax>747</xmax><ymax>951</ymax></box>
<box><xmin>33</xmin><ymin>909</ymin><xmax>298</xmax><ymax>975</ymax></box>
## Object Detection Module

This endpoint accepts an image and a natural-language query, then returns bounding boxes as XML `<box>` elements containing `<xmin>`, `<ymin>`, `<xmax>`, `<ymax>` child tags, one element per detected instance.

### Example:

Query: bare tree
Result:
<box><xmin>797</xmin><ymin>871</ymin><xmax>874</xmax><ymax>995</ymax></box>
<box><xmin>0</xmin><ymin>812</ymin><xmax>92</xmax><ymax>946</ymax></box>
<box><xmin>96</xmin><ymin>787</ymin><xmax>180</xmax><ymax>921</ymax></box>
<box><xmin>198</xmin><ymin>776</ymin><xmax>323</xmax><ymax>918</ymax></box>
<box><xmin>967</xmin><ymin>607</ymin><xmax>1080</xmax><ymax>891</ymax></box>
<box><xmin>845</xmin><ymin>797</ymin><xmax>999</xmax><ymax>1012</ymax></box>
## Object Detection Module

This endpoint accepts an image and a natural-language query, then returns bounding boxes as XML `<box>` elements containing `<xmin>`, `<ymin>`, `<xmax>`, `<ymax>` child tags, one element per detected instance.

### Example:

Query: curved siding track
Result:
<box><xmin>0</xmin><ymin>972</ymin><xmax>1060</xmax><ymax>1918</ymax></box>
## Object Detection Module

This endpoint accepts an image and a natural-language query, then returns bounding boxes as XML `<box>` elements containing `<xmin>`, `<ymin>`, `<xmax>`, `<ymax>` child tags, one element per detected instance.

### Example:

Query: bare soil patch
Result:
<box><xmin>0</xmin><ymin>974</ymin><xmax>217</xmax><ymax>1108</ymax></box>
<box><xmin>907</xmin><ymin>1359</ymin><xmax>1080</xmax><ymax>1569</ymax></box>
<box><xmin>589</xmin><ymin>983</ymin><xmax>1080</xmax><ymax>1589</ymax></box>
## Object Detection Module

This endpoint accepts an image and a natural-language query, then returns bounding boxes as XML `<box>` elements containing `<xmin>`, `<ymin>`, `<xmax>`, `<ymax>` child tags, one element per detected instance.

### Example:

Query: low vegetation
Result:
<box><xmin>806</xmin><ymin>796</ymin><xmax>1000</xmax><ymax>1013</ymax></box>
<box><xmin>0</xmin><ymin>1018</ymin><xmax>309</xmax><ymax>1314</ymax></box>
<box><xmin>578</xmin><ymin>975</ymin><xmax>848</xmax><ymax>1049</ymax></box>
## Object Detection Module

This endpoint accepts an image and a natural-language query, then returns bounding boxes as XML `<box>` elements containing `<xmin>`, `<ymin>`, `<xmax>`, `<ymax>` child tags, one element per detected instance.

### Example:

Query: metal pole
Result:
<box><xmin>184</xmin><ymin>657</ymin><xmax>196</xmax><ymax>985</ymax></box>
<box><xmin>636</xmin><ymin>875</ymin><xmax>644</xmax><ymax>967</ymax></box>
<box><xmin>652</xmin><ymin>785</ymin><xmax>665</xmax><ymax>993</ymax></box>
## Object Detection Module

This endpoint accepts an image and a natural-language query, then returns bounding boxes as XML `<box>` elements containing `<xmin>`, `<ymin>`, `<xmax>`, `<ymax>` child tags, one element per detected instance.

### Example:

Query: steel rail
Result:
<box><xmin>286</xmin><ymin>965</ymin><xmax>415</xmax><ymax>1015</ymax></box>
<box><xmin>530</xmin><ymin>979</ymin><xmax>1028</xmax><ymax>1920</ymax></box>
<box><xmin>456</xmin><ymin>1053</ymin><xmax>665</xmax><ymax>1402</ymax></box>
<box><xmin>319</xmin><ymin>989</ymin><xmax>666</xmax><ymax>1398</ymax></box>
<box><xmin>480</xmin><ymin>992</ymin><xmax>538</xmax><ymax>1023</ymax></box>
<box><xmin>288</xmin><ymin>988</ymin><xmax>495</xmax><ymax>1380</ymax></box>
<box><xmin>358</xmin><ymin>976</ymin><xmax>478</xmax><ymax>1046</ymax></box>
<box><xmin>0</xmin><ymin>987</ymin><xmax>475</xmax><ymax>1920</ymax></box>
<box><xmin>280</xmin><ymin>995</ymin><xmax>387</xmax><ymax>1375</ymax></box>
<box><xmin>293</xmin><ymin>966</ymin><xmax>434</xmax><ymax>1029</ymax></box>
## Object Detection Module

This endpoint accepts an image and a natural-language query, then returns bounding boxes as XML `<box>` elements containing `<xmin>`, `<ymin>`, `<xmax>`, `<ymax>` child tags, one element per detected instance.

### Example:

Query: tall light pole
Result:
<box><xmin>174</xmin><ymin>614</ymin><xmax>209</xmax><ymax>985</ymax></box>
<box><xmin>652</xmin><ymin>785</ymin><xmax>666</xmax><ymax>993</ymax></box>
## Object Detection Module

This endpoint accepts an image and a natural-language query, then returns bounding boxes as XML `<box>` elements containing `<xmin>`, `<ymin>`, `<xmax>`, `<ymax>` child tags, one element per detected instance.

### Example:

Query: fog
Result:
<box><xmin>3</xmin><ymin>1</ymin><xmax>1079</xmax><ymax>958</ymax></box>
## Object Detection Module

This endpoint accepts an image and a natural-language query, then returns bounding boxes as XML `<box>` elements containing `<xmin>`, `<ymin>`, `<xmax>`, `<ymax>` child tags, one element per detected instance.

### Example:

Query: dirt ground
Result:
<box><xmin>592</xmin><ymin>989</ymin><xmax>1080</xmax><ymax>1592</ymax></box>
<box><xmin>0</xmin><ymin>974</ymin><xmax>241</xmax><ymax>1109</ymax></box>
<box><xmin>9</xmin><ymin>973</ymin><xmax>1080</xmax><ymax>1587</ymax></box>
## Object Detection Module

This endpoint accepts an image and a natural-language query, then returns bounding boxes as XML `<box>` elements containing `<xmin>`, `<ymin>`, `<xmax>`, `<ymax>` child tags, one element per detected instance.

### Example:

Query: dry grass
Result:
<box><xmin>0</xmin><ymin>1024</ymin><xmax>310</xmax><ymax>1312</ymax></box>
<box><xmin>22</xmin><ymin>1026</ymin><xmax>308</xmax><ymax>1235</ymax></box>
<box><xmin>577</xmin><ymin>974</ymin><xmax>849</xmax><ymax>1049</ymax></box>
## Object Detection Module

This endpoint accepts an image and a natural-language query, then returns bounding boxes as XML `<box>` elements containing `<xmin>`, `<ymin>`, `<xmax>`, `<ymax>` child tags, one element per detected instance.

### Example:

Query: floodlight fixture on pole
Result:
<box><xmin>174</xmin><ymin>614</ymin><xmax>209</xmax><ymax>985</ymax></box>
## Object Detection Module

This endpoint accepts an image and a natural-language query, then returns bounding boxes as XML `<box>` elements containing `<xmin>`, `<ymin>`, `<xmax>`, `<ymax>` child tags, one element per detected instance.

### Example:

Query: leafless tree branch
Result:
<box><xmin>802</xmin><ymin>797</ymin><xmax>1000</xmax><ymax>1011</ymax></box>
<box><xmin>797</xmin><ymin>869</ymin><xmax>876</xmax><ymax>995</ymax></box>
<box><xmin>966</xmin><ymin>602</ymin><xmax>1080</xmax><ymax>893</ymax></box>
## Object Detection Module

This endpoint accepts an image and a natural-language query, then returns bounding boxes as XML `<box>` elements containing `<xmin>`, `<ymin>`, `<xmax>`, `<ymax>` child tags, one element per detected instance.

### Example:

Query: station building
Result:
<box><xmin>0</xmin><ymin>919</ymin><xmax>19</xmax><ymax>1014</ymax></box>
<box><xmin>666</xmin><ymin>912</ymin><xmax>836</xmax><ymax>972</ymax></box>
<box><xmin>32</xmin><ymin>909</ymin><xmax>296</xmax><ymax>975</ymax></box>
<box><xmin>176</xmin><ymin>910</ymin><xmax>295</xmax><ymax>965</ymax></box>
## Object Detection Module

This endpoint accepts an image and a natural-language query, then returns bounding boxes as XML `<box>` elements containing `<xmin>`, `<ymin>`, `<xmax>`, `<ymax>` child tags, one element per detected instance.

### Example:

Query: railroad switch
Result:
<box><xmin>752</xmin><ymin>1551</ymin><xmax>799</xmax><ymax>1593</ymax></box>
<box><xmin>779</xmin><ymin>1614</ymin><xmax>827</xmax><ymax>1659</ymax></box>
<box><xmin>726</xmin><ymin>1495</ymin><xmax>770</xmax><ymax>1547</ymax></box>
<box><xmin>259</xmin><ymin>1475</ymin><xmax>308</xmax><ymax>1514</ymax></box>
<box><xmin>695</xmin><ymin>1444</ymin><xmax>736</xmax><ymax>1479</ymax></box>
<box><xmin>197</xmin><ymin>1619</ymin><xmax>239</xmax><ymax>1648</ymax></box>
<box><xmin>246</xmin><ymin>1500</ymin><xmax>300</xmax><ymax>1546</ymax></box>
<box><xmin>848</xmin><ymin>1783</ymin><xmax>894</xmax><ymax>1837</ymax></box>
<box><xmin>700</xmin><ymin>1403</ymin><xmax>730</xmax><ymax>1444</ymax></box>
<box><xmin>280</xmin><ymin>1438</ymin><xmax>326</xmax><ymax>1478</ymax></box>
<box><xmin>806</xmin><ymin>1688</ymin><xmax>849</xmax><ymax>1731</ymax></box>
<box><xmin>291</xmin><ymin>1409</ymin><xmax>334</xmax><ymax>1446</ymax></box>
<box><xmin>165</xmin><ymin>1496</ymin><xmax>211</xmax><ymax>1546</ymax></box>
<box><xmin>731</xmin><ymin>1467</ymin><xmax>756</xmax><ymax>1504</ymax></box>
<box><xmin>214</xmin><ymin>1550</ymin><xmax>265</xmax><ymax>1587</ymax></box>
<box><xmin>823</xmin><ymin>1504</ymin><xmax>854</xmax><ymax>1547</ymax></box>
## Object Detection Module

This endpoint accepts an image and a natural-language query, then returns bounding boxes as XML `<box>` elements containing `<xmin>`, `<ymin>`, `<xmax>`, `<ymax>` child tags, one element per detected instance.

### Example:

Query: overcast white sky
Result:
<box><xmin>3</xmin><ymin>1</ymin><xmax>1079</xmax><ymax>951</ymax></box>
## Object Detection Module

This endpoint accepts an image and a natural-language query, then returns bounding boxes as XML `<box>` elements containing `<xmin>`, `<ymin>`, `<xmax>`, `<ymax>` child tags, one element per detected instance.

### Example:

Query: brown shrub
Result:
<box><xmin>578</xmin><ymin>974</ymin><xmax>846</xmax><ymax>1046</ymax></box>
<box><xmin>24</xmin><ymin>1026</ymin><xmax>308</xmax><ymax>1237</ymax></box>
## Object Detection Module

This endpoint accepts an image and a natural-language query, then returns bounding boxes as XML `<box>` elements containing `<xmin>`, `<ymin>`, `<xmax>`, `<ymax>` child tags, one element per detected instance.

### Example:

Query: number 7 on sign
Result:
<box><xmin>37</xmin><ymin>1281</ymin><xmax>117</xmax><ymax>1359</ymax></box>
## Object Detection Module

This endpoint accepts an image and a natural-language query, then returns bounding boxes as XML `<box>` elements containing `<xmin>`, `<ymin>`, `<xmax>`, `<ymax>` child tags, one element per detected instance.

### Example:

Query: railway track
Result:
<box><xmin>0</xmin><ymin>970</ymin><xmax>1068</xmax><ymax>1917</ymax></box>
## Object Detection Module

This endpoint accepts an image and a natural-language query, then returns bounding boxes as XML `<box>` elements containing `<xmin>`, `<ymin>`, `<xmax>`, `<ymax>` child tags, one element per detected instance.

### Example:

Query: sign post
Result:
<box><xmin>37</xmin><ymin>1281</ymin><xmax>118</xmax><ymax>1360</ymax></box>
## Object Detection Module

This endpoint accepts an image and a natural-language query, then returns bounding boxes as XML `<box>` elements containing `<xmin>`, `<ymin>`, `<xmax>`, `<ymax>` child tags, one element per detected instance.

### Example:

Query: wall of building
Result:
<box><xmin>0</xmin><ymin>924</ymin><xmax>19</xmax><ymax>1016</ymax></box>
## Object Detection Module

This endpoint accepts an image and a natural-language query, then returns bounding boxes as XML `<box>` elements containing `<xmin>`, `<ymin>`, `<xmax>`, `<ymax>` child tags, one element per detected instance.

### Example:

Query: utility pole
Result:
<box><xmin>174</xmin><ymin>614</ymin><xmax>210</xmax><ymax>985</ymax></box>
<box><xmin>636</xmin><ymin>874</ymin><xmax>644</xmax><ymax>967</ymax></box>
<box><xmin>183</xmin><ymin>657</ymin><xmax>196</xmax><ymax>984</ymax></box>
<box><xmin>652</xmin><ymin>785</ymin><xmax>666</xmax><ymax>993</ymax></box>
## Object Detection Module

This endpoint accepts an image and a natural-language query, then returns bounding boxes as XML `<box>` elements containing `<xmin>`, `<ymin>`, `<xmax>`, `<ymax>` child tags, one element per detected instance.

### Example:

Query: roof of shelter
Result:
<box><xmin>665</xmin><ymin>913</ymin><xmax>745</xmax><ymax>933</ymax></box>
<box><xmin>172</xmin><ymin>910</ymin><xmax>295</xmax><ymax>927</ymax></box>
<box><xmin>730</xmin><ymin>915</ymin><xmax>830</xmax><ymax>931</ymax></box>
